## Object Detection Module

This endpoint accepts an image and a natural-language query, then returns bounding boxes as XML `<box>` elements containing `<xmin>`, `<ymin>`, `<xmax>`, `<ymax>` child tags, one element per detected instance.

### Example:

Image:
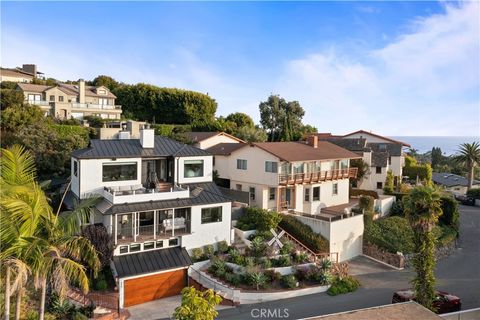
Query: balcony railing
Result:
<box><xmin>278</xmin><ymin>168</ymin><xmax>357</xmax><ymax>185</ymax></box>
<box><xmin>71</xmin><ymin>103</ymin><xmax>122</xmax><ymax>110</ymax></box>
<box><xmin>116</xmin><ymin>221</ymin><xmax>191</xmax><ymax>244</ymax></box>
<box><xmin>27</xmin><ymin>100</ymin><xmax>50</xmax><ymax>106</ymax></box>
<box><xmin>104</xmin><ymin>184</ymin><xmax>190</xmax><ymax>204</ymax></box>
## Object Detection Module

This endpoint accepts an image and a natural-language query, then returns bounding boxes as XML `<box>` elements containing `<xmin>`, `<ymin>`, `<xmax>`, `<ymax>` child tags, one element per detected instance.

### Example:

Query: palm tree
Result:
<box><xmin>453</xmin><ymin>142</ymin><xmax>480</xmax><ymax>190</ymax></box>
<box><xmin>403</xmin><ymin>186</ymin><xmax>443</xmax><ymax>311</ymax></box>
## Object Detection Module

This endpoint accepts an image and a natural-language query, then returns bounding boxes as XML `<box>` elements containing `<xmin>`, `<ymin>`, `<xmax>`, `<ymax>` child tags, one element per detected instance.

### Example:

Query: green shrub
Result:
<box><xmin>49</xmin><ymin>124</ymin><xmax>90</xmax><ymax>141</ymax></box>
<box><xmin>383</xmin><ymin>170</ymin><xmax>395</xmax><ymax>194</ymax></box>
<box><xmin>217</xmin><ymin>240</ymin><xmax>229</xmax><ymax>253</ymax></box>
<box><xmin>279</xmin><ymin>215</ymin><xmax>329</xmax><ymax>253</ymax></box>
<box><xmin>467</xmin><ymin>188</ymin><xmax>480</xmax><ymax>199</ymax></box>
<box><xmin>228</xmin><ymin>249</ymin><xmax>245</xmax><ymax>266</ymax></box>
<box><xmin>260</xmin><ymin>257</ymin><xmax>272</xmax><ymax>269</ymax></box>
<box><xmin>26</xmin><ymin>311</ymin><xmax>39</xmax><ymax>320</ymax></box>
<box><xmin>390</xmin><ymin>200</ymin><xmax>404</xmax><ymax>216</ymax></box>
<box><xmin>72</xmin><ymin>312</ymin><xmax>89</xmax><ymax>320</ymax></box>
<box><xmin>437</xmin><ymin>225</ymin><xmax>458</xmax><ymax>246</ymax></box>
<box><xmin>327</xmin><ymin>276</ymin><xmax>360</xmax><ymax>296</ymax></box>
<box><xmin>265</xmin><ymin>270</ymin><xmax>282</xmax><ymax>282</ymax></box>
<box><xmin>320</xmin><ymin>259</ymin><xmax>332</xmax><ymax>271</ymax></box>
<box><xmin>191</xmin><ymin>248</ymin><xmax>204</xmax><ymax>261</ymax></box>
<box><xmin>271</xmin><ymin>255</ymin><xmax>291</xmax><ymax>267</ymax></box>
<box><xmin>293</xmin><ymin>251</ymin><xmax>309</xmax><ymax>264</ymax></box>
<box><xmin>225</xmin><ymin>273</ymin><xmax>242</xmax><ymax>287</ymax></box>
<box><xmin>359</xmin><ymin>195</ymin><xmax>374</xmax><ymax>213</ymax></box>
<box><xmin>280</xmin><ymin>275</ymin><xmax>298</xmax><ymax>289</ymax></box>
<box><xmin>245</xmin><ymin>257</ymin><xmax>256</xmax><ymax>268</ymax></box>
<box><xmin>439</xmin><ymin>196</ymin><xmax>460</xmax><ymax>233</ymax></box>
<box><xmin>364</xmin><ymin>216</ymin><xmax>414</xmax><ymax>254</ymax></box>
<box><xmin>203</xmin><ymin>244</ymin><xmax>215</xmax><ymax>257</ymax></box>
<box><xmin>95</xmin><ymin>279</ymin><xmax>108</xmax><ymax>291</ymax></box>
<box><xmin>236</xmin><ymin>208</ymin><xmax>282</xmax><ymax>232</ymax></box>
<box><xmin>350</xmin><ymin>189</ymin><xmax>379</xmax><ymax>199</ymax></box>
<box><xmin>279</xmin><ymin>240</ymin><xmax>294</xmax><ymax>255</ymax></box>
<box><xmin>250</xmin><ymin>237</ymin><xmax>268</xmax><ymax>257</ymax></box>
<box><xmin>317</xmin><ymin>272</ymin><xmax>333</xmax><ymax>285</ymax></box>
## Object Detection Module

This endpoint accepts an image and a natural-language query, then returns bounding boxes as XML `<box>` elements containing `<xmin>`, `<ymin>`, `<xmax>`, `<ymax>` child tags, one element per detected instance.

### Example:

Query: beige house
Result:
<box><xmin>186</xmin><ymin>132</ymin><xmax>244</xmax><ymax>149</ymax></box>
<box><xmin>17</xmin><ymin>79</ymin><xmax>122</xmax><ymax>119</ymax></box>
<box><xmin>0</xmin><ymin>64</ymin><xmax>43</xmax><ymax>83</ymax></box>
<box><xmin>316</xmin><ymin>130</ymin><xmax>410</xmax><ymax>193</ymax></box>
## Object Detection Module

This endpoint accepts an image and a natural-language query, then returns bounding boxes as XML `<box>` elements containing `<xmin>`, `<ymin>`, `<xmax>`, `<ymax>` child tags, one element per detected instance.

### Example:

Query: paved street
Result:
<box><xmin>217</xmin><ymin>205</ymin><xmax>480</xmax><ymax>320</ymax></box>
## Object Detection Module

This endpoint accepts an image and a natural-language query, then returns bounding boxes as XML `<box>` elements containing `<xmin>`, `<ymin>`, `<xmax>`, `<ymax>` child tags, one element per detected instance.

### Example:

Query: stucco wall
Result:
<box><xmin>197</xmin><ymin>134</ymin><xmax>241</xmax><ymax>149</ymax></box>
<box><xmin>329</xmin><ymin>214</ymin><xmax>364</xmax><ymax>261</ymax></box>
<box><xmin>176</xmin><ymin>156</ymin><xmax>213</xmax><ymax>184</ymax></box>
<box><xmin>181</xmin><ymin>202</ymin><xmax>232</xmax><ymax>250</ymax></box>
<box><xmin>213</xmin><ymin>155</ymin><xmax>231</xmax><ymax>180</ymax></box>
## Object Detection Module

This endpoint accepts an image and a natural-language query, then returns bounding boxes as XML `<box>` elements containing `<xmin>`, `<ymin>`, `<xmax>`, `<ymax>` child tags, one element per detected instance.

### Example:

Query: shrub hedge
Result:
<box><xmin>364</xmin><ymin>216</ymin><xmax>414</xmax><ymax>254</ymax></box>
<box><xmin>350</xmin><ymin>189</ymin><xmax>379</xmax><ymax>199</ymax></box>
<box><xmin>439</xmin><ymin>196</ymin><xmax>460</xmax><ymax>233</ymax></box>
<box><xmin>279</xmin><ymin>215</ymin><xmax>329</xmax><ymax>253</ymax></box>
<box><xmin>327</xmin><ymin>276</ymin><xmax>360</xmax><ymax>296</ymax></box>
<box><xmin>467</xmin><ymin>188</ymin><xmax>480</xmax><ymax>199</ymax></box>
<box><xmin>236</xmin><ymin>207</ymin><xmax>282</xmax><ymax>232</ymax></box>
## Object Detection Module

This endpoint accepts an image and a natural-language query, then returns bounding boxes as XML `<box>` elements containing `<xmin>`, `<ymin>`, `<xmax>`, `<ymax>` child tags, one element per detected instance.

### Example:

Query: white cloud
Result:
<box><xmin>274</xmin><ymin>2</ymin><xmax>480</xmax><ymax>135</ymax></box>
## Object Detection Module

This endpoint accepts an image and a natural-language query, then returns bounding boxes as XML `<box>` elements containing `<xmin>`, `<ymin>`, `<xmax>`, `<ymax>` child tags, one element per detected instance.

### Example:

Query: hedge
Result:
<box><xmin>236</xmin><ymin>207</ymin><xmax>282</xmax><ymax>232</ymax></box>
<box><xmin>49</xmin><ymin>124</ymin><xmax>91</xmax><ymax>141</ymax></box>
<box><xmin>327</xmin><ymin>276</ymin><xmax>360</xmax><ymax>296</ymax></box>
<box><xmin>279</xmin><ymin>215</ymin><xmax>329</xmax><ymax>253</ymax></box>
<box><xmin>439</xmin><ymin>196</ymin><xmax>460</xmax><ymax>233</ymax></box>
<box><xmin>364</xmin><ymin>216</ymin><xmax>414</xmax><ymax>254</ymax></box>
<box><xmin>467</xmin><ymin>188</ymin><xmax>480</xmax><ymax>199</ymax></box>
<box><xmin>350</xmin><ymin>189</ymin><xmax>379</xmax><ymax>199</ymax></box>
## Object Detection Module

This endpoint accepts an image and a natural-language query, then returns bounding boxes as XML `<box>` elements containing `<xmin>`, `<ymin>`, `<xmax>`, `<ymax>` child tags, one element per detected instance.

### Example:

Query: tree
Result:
<box><xmin>173</xmin><ymin>287</ymin><xmax>222</xmax><ymax>320</ymax></box>
<box><xmin>0</xmin><ymin>104</ymin><xmax>45</xmax><ymax>131</ymax></box>
<box><xmin>259</xmin><ymin>95</ymin><xmax>307</xmax><ymax>142</ymax></box>
<box><xmin>0</xmin><ymin>89</ymin><xmax>24</xmax><ymax>110</ymax></box>
<box><xmin>383</xmin><ymin>170</ymin><xmax>394</xmax><ymax>194</ymax></box>
<box><xmin>234</xmin><ymin>126</ymin><xmax>268</xmax><ymax>143</ymax></box>
<box><xmin>81</xmin><ymin>225</ymin><xmax>114</xmax><ymax>268</ymax></box>
<box><xmin>403</xmin><ymin>186</ymin><xmax>443</xmax><ymax>311</ymax></box>
<box><xmin>91</xmin><ymin>75</ymin><xmax>120</xmax><ymax>91</ymax></box>
<box><xmin>349</xmin><ymin>159</ymin><xmax>370</xmax><ymax>187</ymax></box>
<box><xmin>225</xmin><ymin>112</ymin><xmax>254</xmax><ymax>129</ymax></box>
<box><xmin>453</xmin><ymin>142</ymin><xmax>480</xmax><ymax>190</ymax></box>
<box><xmin>431</xmin><ymin>147</ymin><xmax>443</xmax><ymax>169</ymax></box>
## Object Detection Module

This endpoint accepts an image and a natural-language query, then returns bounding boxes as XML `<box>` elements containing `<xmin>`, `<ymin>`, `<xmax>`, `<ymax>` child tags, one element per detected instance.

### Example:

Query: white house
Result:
<box><xmin>186</xmin><ymin>131</ymin><xmax>244</xmax><ymax>149</ymax></box>
<box><xmin>206</xmin><ymin>135</ymin><xmax>364</xmax><ymax>261</ymax></box>
<box><xmin>70</xmin><ymin>126</ymin><xmax>232</xmax><ymax>308</ymax></box>
<box><xmin>316</xmin><ymin>130</ymin><xmax>410</xmax><ymax>193</ymax></box>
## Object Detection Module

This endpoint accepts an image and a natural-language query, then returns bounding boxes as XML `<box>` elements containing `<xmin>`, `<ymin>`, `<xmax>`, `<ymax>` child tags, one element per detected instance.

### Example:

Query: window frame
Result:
<box><xmin>73</xmin><ymin>160</ymin><xmax>78</xmax><ymax>177</ymax></box>
<box><xmin>265</xmin><ymin>161</ymin><xmax>278</xmax><ymax>173</ymax></box>
<box><xmin>332</xmin><ymin>183</ymin><xmax>338</xmax><ymax>195</ymax></box>
<box><xmin>249</xmin><ymin>187</ymin><xmax>256</xmax><ymax>200</ymax></box>
<box><xmin>184</xmin><ymin>159</ymin><xmax>204</xmax><ymax>178</ymax></box>
<box><xmin>269</xmin><ymin>187</ymin><xmax>276</xmax><ymax>201</ymax></box>
<box><xmin>102</xmin><ymin>162</ymin><xmax>137</xmax><ymax>182</ymax></box>
<box><xmin>304</xmin><ymin>188</ymin><xmax>310</xmax><ymax>202</ymax></box>
<box><xmin>201</xmin><ymin>206</ymin><xmax>223</xmax><ymax>224</ymax></box>
<box><xmin>237</xmin><ymin>159</ymin><xmax>247</xmax><ymax>170</ymax></box>
<box><xmin>312</xmin><ymin>186</ymin><xmax>320</xmax><ymax>201</ymax></box>
<box><xmin>376</xmin><ymin>166</ymin><xmax>382</xmax><ymax>174</ymax></box>
<box><xmin>377</xmin><ymin>182</ymin><xmax>383</xmax><ymax>189</ymax></box>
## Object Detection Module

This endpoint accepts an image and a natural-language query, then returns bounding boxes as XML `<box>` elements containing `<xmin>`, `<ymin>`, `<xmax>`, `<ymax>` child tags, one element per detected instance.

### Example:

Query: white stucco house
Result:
<box><xmin>316</xmin><ymin>130</ymin><xmax>411</xmax><ymax>194</ymax></box>
<box><xmin>70</xmin><ymin>126</ymin><xmax>233</xmax><ymax>308</ymax></box>
<box><xmin>186</xmin><ymin>131</ymin><xmax>244</xmax><ymax>149</ymax></box>
<box><xmin>205</xmin><ymin>135</ymin><xmax>364</xmax><ymax>261</ymax></box>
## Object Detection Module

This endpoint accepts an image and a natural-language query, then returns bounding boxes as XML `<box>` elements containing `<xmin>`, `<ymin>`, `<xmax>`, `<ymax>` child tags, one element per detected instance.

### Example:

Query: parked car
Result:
<box><xmin>454</xmin><ymin>194</ymin><xmax>476</xmax><ymax>206</ymax></box>
<box><xmin>392</xmin><ymin>289</ymin><xmax>461</xmax><ymax>314</ymax></box>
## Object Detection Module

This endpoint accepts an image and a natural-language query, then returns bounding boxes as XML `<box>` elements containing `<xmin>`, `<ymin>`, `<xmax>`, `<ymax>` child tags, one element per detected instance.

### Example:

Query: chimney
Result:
<box><xmin>22</xmin><ymin>64</ymin><xmax>37</xmax><ymax>77</ymax></box>
<box><xmin>118</xmin><ymin>122</ymin><xmax>131</xmax><ymax>140</ymax></box>
<box><xmin>78</xmin><ymin>79</ymin><xmax>86</xmax><ymax>104</ymax></box>
<box><xmin>140</xmin><ymin>124</ymin><xmax>155</xmax><ymax>148</ymax></box>
<box><xmin>306</xmin><ymin>135</ymin><xmax>318</xmax><ymax>148</ymax></box>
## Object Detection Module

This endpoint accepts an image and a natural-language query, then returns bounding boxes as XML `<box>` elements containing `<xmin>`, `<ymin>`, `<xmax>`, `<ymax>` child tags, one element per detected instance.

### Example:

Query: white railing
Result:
<box><xmin>28</xmin><ymin>100</ymin><xmax>50</xmax><ymax>106</ymax></box>
<box><xmin>71</xmin><ymin>103</ymin><xmax>122</xmax><ymax>110</ymax></box>
<box><xmin>103</xmin><ymin>185</ymin><xmax>190</xmax><ymax>204</ymax></box>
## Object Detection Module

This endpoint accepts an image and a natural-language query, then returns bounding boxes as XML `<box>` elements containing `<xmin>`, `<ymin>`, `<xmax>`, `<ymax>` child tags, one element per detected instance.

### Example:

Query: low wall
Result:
<box><xmin>374</xmin><ymin>195</ymin><xmax>396</xmax><ymax>218</ymax></box>
<box><xmin>363</xmin><ymin>242</ymin><xmax>405</xmax><ymax>269</ymax></box>
<box><xmin>267</xmin><ymin>262</ymin><xmax>316</xmax><ymax>276</ymax></box>
<box><xmin>405</xmin><ymin>239</ymin><xmax>457</xmax><ymax>268</ymax></box>
<box><xmin>233</xmin><ymin>227</ymin><xmax>255</xmax><ymax>247</ymax></box>
<box><xmin>441</xmin><ymin>307</ymin><xmax>480</xmax><ymax>320</ymax></box>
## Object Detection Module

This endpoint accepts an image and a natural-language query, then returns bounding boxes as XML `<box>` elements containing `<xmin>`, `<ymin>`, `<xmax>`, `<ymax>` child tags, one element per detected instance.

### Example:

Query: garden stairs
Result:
<box><xmin>232</xmin><ymin>233</ymin><xmax>249</xmax><ymax>253</ymax></box>
<box><xmin>66</xmin><ymin>288</ymin><xmax>130</xmax><ymax>319</ymax></box>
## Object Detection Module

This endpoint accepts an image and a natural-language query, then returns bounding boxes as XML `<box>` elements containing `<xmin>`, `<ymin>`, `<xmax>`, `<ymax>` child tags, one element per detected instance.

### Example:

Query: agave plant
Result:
<box><xmin>320</xmin><ymin>259</ymin><xmax>332</xmax><ymax>271</ymax></box>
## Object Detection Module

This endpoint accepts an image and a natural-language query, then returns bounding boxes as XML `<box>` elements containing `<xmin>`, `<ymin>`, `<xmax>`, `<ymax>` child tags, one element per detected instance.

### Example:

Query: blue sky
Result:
<box><xmin>2</xmin><ymin>1</ymin><xmax>479</xmax><ymax>136</ymax></box>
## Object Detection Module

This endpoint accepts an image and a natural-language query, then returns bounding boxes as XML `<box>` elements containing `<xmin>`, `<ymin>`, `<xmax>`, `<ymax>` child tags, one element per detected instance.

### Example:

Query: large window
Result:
<box><xmin>313</xmin><ymin>186</ymin><xmax>320</xmax><ymax>201</ymax></box>
<box><xmin>269</xmin><ymin>187</ymin><xmax>276</xmax><ymax>200</ymax></box>
<box><xmin>201</xmin><ymin>207</ymin><xmax>222</xmax><ymax>224</ymax></box>
<box><xmin>184</xmin><ymin>160</ymin><xmax>204</xmax><ymax>178</ymax></box>
<box><xmin>102</xmin><ymin>162</ymin><xmax>137</xmax><ymax>182</ymax></box>
<box><xmin>237</xmin><ymin>159</ymin><xmax>247</xmax><ymax>170</ymax></box>
<box><xmin>265</xmin><ymin>161</ymin><xmax>278</xmax><ymax>173</ymax></box>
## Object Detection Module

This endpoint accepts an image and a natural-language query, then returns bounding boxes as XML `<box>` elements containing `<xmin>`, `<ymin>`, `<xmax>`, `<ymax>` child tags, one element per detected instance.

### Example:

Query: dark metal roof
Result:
<box><xmin>206</xmin><ymin>143</ymin><xmax>246</xmax><ymax>155</ymax></box>
<box><xmin>367</xmin><ymin>143</ymin><xmax>403</xmax><ymax>156</ymax></box>
<box><xmin>322</xmin><ymin>138</ymin><xmax>368</xmax><ymax>152</ymax></box>
<box><xmin>113</xmin><ymin>247</ymin><xmax>191</xmax><ymax>278</ymax></box>
<box><xmin>218</xmin><ymin>186</ymin><xmax>250</xmax><ymax>205</ymax></box>
<box><xmin>432</xmin><ymin>172</ymin><xmax>480</xmax><ymax>187</ymax></box>
<box><xmin>95</xmin><ymin>182</ymin><xmax>232</xmax><ymax>215</ymax></box>
<box><xmin>72</xmin><ymin>136</ymin><xmax>210</xmax><ymax>159</ymax></box>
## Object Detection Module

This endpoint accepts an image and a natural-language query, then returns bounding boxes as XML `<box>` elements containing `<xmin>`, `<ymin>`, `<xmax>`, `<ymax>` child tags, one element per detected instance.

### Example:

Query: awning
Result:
<box><xmin>113</xmin><ymin>247</ymin><xmax>192</xmax><ymax>278</ymax></box>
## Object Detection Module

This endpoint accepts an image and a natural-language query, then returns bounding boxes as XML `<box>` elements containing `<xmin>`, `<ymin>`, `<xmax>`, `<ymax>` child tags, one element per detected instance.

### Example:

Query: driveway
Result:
<box><xmin>217</xmin><ymin>205</ymin><xmax>480</xmax><ymax>320</ymax></box>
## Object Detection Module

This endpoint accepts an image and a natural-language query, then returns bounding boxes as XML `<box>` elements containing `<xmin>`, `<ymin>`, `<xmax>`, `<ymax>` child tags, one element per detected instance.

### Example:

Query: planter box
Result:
<box><xmin>268</xmin><ymin>262</ymin><xmax>316</xmax><ymax>276</ymax></box>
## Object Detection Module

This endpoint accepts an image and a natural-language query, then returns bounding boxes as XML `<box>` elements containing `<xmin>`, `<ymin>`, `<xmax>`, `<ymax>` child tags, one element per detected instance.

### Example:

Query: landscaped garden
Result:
<box><xmin>191</xmin><ymin>207</ymin><xmax>360</xmax><ymax>296</ymax></box>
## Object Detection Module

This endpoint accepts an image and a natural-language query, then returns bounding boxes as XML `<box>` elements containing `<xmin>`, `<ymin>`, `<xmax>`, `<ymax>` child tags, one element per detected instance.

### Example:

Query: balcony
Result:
<box><xmin>103</xmin><ymin>183</ymin><xmax>190</xmax><ymax>204</ymax></box>
<box><xmin>27</xmin><ymin>100</ymin><xmax>51</xmax><ymax>107</ymax></box>
<box><xmin>115</xmin><ymin>217</ymin><xmax>191</xmax><ymax>244</ymax></box>
<box><xmin>71</xmin><ymin>102</ymin><xmax>122</xmax><ymax>111</ymax></box>
<box><xmin>278</xmin><ymin>168</ymin><xmax>358</xmax><ymax>185</ymax></box>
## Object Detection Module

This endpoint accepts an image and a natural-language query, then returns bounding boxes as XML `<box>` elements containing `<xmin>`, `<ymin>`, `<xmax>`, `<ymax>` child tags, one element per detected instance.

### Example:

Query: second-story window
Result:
<box><xmin>59</xmin><ymin>96</ymin><xmax>64</xmax><ymax>102</ymax></box>
<box><xmin>102</xmin><ymin>162</ymin><xmax>137</xmax><ymax>182</ymax></box>
<box><xmin>332</xmin><ymin>183</ymin><xmax>338</xmax><ymax>195</ymax></box>
<box><xmin>184</xmin><ymin>160</ymin><xmax>204</xmax><ymax>178</ymax></box>
<box><xmin>237</xmin><ymin>159</ymin><xmax>247</xmax><ymax>170</ymax></box>
<box><xmin>376</xmin><ymin>166</ymin><xmax>382</xmax><ymax>174</ymax></box>
<box><xmin>49</xmin><ymin>95</ymin><xmax>55</xmax><ymax>102</ymax></box>
<box><xmin>313</xmin><ymin>187</ymin><xmax>320</xmax><ymax>201</ymax></box>
<box><xmin>265</xmin><ymin>161</ymin><xmax>278</xmax><ymax>173</ymax></box>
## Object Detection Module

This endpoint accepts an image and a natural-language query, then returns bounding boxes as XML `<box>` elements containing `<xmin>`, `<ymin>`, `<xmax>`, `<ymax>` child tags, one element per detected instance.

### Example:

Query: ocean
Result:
<box><xmin>390</xmin><ymin>136</ymin><xmax>480</xmax><ymax>155</ymax></box>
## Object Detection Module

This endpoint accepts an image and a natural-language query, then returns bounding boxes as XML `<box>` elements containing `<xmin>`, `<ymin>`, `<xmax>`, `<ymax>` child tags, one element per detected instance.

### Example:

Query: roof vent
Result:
<box><xmin>191</xmin><ymin>187</ymin><xmax>203</xmax><ymax>197</ymax></box>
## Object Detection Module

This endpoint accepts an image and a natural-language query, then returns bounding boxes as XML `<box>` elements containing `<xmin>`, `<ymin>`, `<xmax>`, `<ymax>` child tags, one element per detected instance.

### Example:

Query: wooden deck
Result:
<box><xmin>279</xmin><ymin>168</ymin><xmax>358</xmax><ymax>185</ymax></box>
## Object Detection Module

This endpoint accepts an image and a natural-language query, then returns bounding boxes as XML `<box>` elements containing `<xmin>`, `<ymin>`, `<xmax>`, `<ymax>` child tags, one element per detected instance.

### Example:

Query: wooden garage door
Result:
<box><xmin>124</xmin><ymin>269</ymin><xmax>187</xmax><ymax>307</ymax></box>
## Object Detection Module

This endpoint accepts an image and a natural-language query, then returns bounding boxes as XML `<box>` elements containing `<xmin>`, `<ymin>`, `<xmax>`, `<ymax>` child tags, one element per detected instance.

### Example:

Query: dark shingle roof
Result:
<box><xmin>432</xmin><ymin>172</ymin><xmax>480</xmax><ymax>187</ymax></box>
<box><xmin>113</xmin><ymin>247</ymin><xmax>191</xmax><ymax>278</ymax></box>
<box><xmin>371</xmin><ymin>152</ymin><xmax>389</xmax><ymax>167</ymax></box>
<box><xmin>323</xmin><ymin>138</ymin><xmax>368</xmax><ymax>152</ymax></box>
<box><xmin>186</xmin><ymin>132</ymin><xmax>220</xmax><ymax>142</ymax></box>
<box><xmin>206</xmin><ymin>143</ymin><xmax>246</xmax><ymax>155</ymax></box>
<box><xmin>368</xmin><ymin>143</ymin><xmax>402</xmax><ymax>156</ymax></box>
<box><xmin>95</xmin><ymin>182</ymin><xmax>231</xmax><ymax>215</ymax></box>
<box><xmin>72</xmin><ymin>136</ymin><xmax>210</xmax><ymax>159</ymax></box>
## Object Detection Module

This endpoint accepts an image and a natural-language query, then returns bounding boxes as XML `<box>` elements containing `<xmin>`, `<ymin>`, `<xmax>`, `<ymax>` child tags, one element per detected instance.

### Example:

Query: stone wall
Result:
<box><xmin>363</xmin><ymin>242</ymin><xmax>405</xmax><ymax>269</ymax></box>
<box><xmin>405</xmin><ymin>239</ymin><xmax>457</xmax><ymax>268</ymax></box>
